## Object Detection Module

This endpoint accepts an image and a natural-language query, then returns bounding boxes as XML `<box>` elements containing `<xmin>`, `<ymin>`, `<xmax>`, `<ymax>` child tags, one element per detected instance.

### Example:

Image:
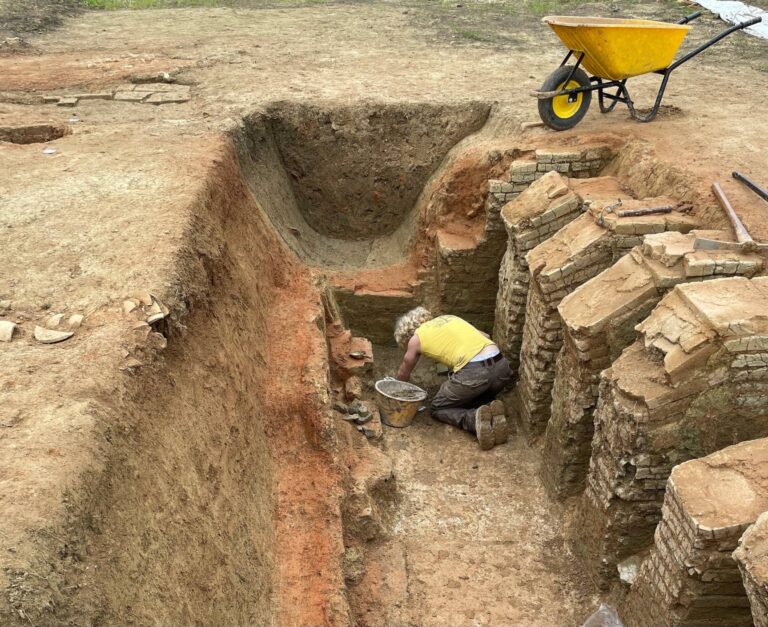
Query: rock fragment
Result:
<box><xmin>0</xmin><ymin>320</ymin><xmax>17</xmax><ymax>342</ymax></box>
<box><xmin>34</xmin><ymin>326</ymin><xmax>73</xmax><ymax>344</ymax></box>
<box><xmin>46</xmin><ymin>313</ymin><xmax>64</xmax><ymax>328</ymax></box>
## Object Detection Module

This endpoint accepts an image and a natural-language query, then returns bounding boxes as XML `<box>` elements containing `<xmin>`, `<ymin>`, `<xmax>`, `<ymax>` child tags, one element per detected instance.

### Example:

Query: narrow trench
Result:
<box><xmin>226</xmin><ymin>97</ymin><xmax>768</xmax><ymax>627</ymax></box>
<box><xmin>343</xmin><ymin>344</ymin><xmax>598</xmax><ymax>626</ymax></box>
<box><xmin>5</xmin><ymin>92</ymin><xmax>768</xmax><ymax>626</ymax></box>
<box><xmin>118</xmin><ymin>99</ymin><xmax>761</xmax><ymax>627</ymax></box>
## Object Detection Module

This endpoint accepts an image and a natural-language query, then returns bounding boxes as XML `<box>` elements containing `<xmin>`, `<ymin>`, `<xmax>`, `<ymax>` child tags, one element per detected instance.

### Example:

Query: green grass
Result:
<box><xmin>526</xmin><ymin>0</ymin><xmax>567</xmax><ymax>16</ymax></box>
<box><xmin>81</xmin><ymin>0</ymin><xmax>221</xmax><ymax>8</ymax></box>
<box><xmin>452</xmin><ymin>26</ymin><xmax>494</xmax><ymax>42</ymax></box>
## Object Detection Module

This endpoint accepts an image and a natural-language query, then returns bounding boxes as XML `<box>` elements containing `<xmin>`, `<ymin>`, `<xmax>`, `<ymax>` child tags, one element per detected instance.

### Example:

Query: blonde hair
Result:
<box><xmin>394</xmin><ymin>307</ymin><xmax>433</xmax><ymax>348</ymax></box>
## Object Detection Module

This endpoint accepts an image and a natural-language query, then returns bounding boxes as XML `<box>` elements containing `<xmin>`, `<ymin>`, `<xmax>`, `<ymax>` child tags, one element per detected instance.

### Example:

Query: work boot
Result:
<box><xmin>489</xmin><ymin>400</ymin><xmax>509</xmax><ymax>445</ymax></box>
<box><xmin>475</xmin><ymin>405</ymin><xmax>494</xmax><ymax>451</ymax></box>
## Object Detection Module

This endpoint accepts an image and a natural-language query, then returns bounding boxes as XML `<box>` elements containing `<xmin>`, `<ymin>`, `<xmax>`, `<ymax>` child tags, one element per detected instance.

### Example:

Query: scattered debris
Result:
<box><xmin>0</xmin><ymin>320</ymin><xmax>17</xmax><ymax>342</ymax></box>
<box><xmin>45</xmin><ymin>313</ymin><xmax>64</xmax><ymax>329</ymax></box>
<box><xmin>67</xmin><ymin>314</ymin><xmax>84</xmax><ymax>329</ymax></box>
<box><xmin>618</xmin><ymin>554</ymin><xmax>643</xmax><ymax>585</ymax></box>
<box><xmin>354</xmin><ymin>413</ymin><xmax>373</xmax><ymax>425</ymax></box>
<box><xmin>349</xmin><ymin>350</ymin><xmax>367</xmax><ymax>359</ymax></box>
<box><xmin>348</xmin><ymin>399</ymin><xmax>371</xmax><ymax>417</ymax></box>
<box><xmin>333</xmin><ymin>400</ymin><xmax>349</xmax><ymax>413</ymax></box>
<box><xmin>34</xmin><ymin>326</ymin><xmax>73</xmax><ymax>344</ymax></box>
<box><xmin>123</xmin><ymin>300</ymin><xmax>138</xmax><ymax>314</ymax></box>
<box><xmin>56</xmin><ymin>97</ymin><xmax>78</xmax><ymax>107</ymax></box>
<box><xmin>356</xmin><ymin>424</ymin><xmax>377</xmax><ymax>438</ymax></box>
<box><xmin>42</xmin><ymin>147</ymin><xmax>58</xmax><ymax>155</ymax></box>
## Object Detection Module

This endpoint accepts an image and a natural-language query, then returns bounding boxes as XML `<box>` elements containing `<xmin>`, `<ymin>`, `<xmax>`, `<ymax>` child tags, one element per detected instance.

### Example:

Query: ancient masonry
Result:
<box><xmin>735</xmin><ymin>511</ymin><xmax>768</xmax><ymax>627</ymax></box>
<box><xmin>574</xmin><ymin>276</ymin><xmax>768</xmax><ymax>583</ymax></box>
<box><xmin>436</xmin><ymin>146</ymin><xmax>613</xmax><ymax>334</ymax></box>
<box><xmin>621</xmin><ymin>439</ymin><xmax>768</xmax><ymax>627</ymax></box>
<box><xmin>542</xmin><ymin>230</ymin><xmax>765</xmax><ymax>500</ymax></box>
<box><xmin>493</xmin><ymin>171</ymin><xmax>584</xmax><ymax>371</ymax></box>
<box><xmin>42</xmin><ymin>82</ymin><xmax>191</xmax><ymax>107</ymax></box>
<box><xmin>509</xmin><ymin>195</ymin><xmax>698</xmax><ymax>437</ymax></box>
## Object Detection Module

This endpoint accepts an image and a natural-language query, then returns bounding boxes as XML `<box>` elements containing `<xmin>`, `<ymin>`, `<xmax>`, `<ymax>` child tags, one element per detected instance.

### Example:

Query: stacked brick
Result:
<box><xmin>734</xmin><ymin>512</ymin><xmax>768</xmax><ymax>627</ymax></box>
<box><xmin>620</xmin><ymin>439</ymin><xmax>768</xmax><ymax>627</ymax></box>
<box><xmin>436</xmin><ymin>143</ymin><xmax>614</xmax><ymax>334</ymax></box>
<box><xmin>433</xmin><ymin>178</ymin><xmax>512</xmax><ymax>333</ymax></box>
<box><xmin>493</xmin><ymin>171</ymin><xmax>584</xmax><ymax>371</ymax></box>
<box><xmin>574</xmin><ymin>276</ymin><xmax>768</xmax><ymax>584</ymax></box>
<box><xmin>511</xmin><ymin>200</ymin><xmax>698</xmax><ymax>437</ymax></box>
<box><xmin>542</xmin><ymin>231</ymin><xmax>765</xmax><ymax>499</ymax></box>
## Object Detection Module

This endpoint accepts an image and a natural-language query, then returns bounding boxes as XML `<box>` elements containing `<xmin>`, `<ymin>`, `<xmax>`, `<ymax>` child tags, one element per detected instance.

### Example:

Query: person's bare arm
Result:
<box><xmin>396</xmin><ymin>335</ymin><xmax>421</xmax><ymax>382</ymax></box>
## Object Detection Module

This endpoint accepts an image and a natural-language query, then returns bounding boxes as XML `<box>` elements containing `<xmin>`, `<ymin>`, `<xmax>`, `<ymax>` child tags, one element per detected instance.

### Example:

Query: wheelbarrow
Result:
<box><xmin>532</xmin><ymin>12</ymin><xmax>763</xmax><ymax>130</ymax></box>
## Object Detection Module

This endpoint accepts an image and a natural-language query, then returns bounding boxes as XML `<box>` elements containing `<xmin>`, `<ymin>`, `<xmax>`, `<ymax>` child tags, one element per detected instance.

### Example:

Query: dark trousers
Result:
<box><xmin>430</xmin><ymin>356</ymin><xmax>513</xmax><ymax>434</ymax></box>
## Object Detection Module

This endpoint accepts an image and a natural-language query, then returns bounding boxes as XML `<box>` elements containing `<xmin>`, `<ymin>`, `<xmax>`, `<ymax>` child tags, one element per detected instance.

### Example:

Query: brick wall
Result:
<box><xmin>621</xmin><ymin>439</ymin><xmax>768</xmax><ymax>627</ymax></box>
<box><xmin>573</xmin><ymin>277</ymin><xmax>768</xmax><ymax>584</ymax></box>
<box><xmin>542</xmin><ymin>232</ymin><xmax>765</xmax><ymax>499</ymax></box>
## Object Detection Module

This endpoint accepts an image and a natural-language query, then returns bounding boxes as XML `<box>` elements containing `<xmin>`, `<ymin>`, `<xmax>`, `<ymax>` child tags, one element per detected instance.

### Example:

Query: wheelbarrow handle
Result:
<box><xmin>738</xmin><ymin>16</ymin><xmax>763</xmax><ymax>28</ymax></box>
<box><xmin>676</xmin><ymin>11</ymin><xmax>702</xmax><ymax>24</ymax></box>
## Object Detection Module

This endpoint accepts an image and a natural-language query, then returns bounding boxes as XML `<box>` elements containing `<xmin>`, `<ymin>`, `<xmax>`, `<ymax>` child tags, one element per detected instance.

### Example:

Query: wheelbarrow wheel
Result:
<box><xmin>538</xmin><ymin>66</ymin><xmax>592</xmax><ymax>131</ymax></box>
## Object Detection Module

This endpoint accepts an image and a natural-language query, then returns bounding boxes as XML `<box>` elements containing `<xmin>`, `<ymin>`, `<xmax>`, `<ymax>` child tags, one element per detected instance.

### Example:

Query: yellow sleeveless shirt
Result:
<box><xmin>415</xmin><ymin>315</ymin><xmax>494</xmax><ymax>372</ymax></box>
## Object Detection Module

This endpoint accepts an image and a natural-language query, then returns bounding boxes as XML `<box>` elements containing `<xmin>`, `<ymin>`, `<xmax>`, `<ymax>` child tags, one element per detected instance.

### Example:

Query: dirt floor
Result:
<box><xmin>1</xmin><ymin>2</ymin><xmax>767</xmax><ymax>626</ymax></box>
<box><xmin>346</xmin><ymin>347</ymin><xmax>597</xmax><ymax>626</ymax></box>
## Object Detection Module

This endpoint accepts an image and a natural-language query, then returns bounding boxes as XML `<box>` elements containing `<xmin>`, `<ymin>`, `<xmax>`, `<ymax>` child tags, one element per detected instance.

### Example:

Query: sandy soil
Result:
<box><xmin>1</xmin><ymin>2</ymin><xmax>767</xmax><ymax>625</ymax></box>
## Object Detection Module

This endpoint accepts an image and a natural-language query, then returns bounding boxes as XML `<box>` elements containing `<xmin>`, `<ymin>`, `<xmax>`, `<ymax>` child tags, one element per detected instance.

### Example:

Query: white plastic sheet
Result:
<box><xmin>691</xmin><ymin>0</ymin><xmax>768</xmax><ymax>39</ymax></box>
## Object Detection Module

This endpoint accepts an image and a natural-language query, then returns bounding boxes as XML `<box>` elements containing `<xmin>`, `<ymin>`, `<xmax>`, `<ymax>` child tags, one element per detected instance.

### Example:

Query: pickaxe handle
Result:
<box><xmin>712</xmin><ymin>182</ymin><xmax>754</xmax><ymax>247</ymax></box>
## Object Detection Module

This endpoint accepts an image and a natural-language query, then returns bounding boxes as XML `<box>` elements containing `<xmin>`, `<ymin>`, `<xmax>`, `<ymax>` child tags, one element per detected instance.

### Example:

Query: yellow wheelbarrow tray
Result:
<box><xmin>532</xmin><ymin>11</ymin><xmax>763</xmax><ymax>131</ymax></box>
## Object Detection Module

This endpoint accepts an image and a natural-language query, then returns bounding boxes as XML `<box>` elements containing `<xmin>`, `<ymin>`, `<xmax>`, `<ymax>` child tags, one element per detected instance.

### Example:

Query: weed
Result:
<box><xmin>453</xmin><ymin>27</ymin><xmax>493</xmax><ymax>42</ymax></box>
<box><xmin>81</xmin><ymin>0</ymin><xmax>221</xmax><ymax>8</ymax></box>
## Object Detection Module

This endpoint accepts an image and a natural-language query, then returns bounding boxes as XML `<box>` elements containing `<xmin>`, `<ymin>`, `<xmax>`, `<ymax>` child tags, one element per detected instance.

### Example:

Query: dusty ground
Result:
<box><xmin>347</xmin><ymin>346</ymin><xmax>597</xmax><ymax>626</ymax></box>
<box><xmin>1</xmin><ymin>2</ymin><xmax>767</xmax><ymax>626</ymax></box>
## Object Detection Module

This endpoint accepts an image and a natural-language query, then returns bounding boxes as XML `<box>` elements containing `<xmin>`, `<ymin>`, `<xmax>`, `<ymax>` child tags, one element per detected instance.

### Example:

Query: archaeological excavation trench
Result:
<box><xmin>4</xmin><ymin>100</ymin><xmax>768</xmax><ymax>627</ymax></box>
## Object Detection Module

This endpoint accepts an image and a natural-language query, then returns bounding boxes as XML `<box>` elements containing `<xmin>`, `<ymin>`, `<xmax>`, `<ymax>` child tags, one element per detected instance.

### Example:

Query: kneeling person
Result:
<box><xmin>394</xmin><ymin>307</ymin><xmax>511</xmax><ymax>450</ymax></box>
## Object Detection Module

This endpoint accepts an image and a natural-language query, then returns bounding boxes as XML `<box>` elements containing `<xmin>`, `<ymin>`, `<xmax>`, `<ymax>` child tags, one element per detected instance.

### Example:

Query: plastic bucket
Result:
<box><xmin>374</xmin><ymin>379</ymin><xmax>428</xmax><ymax>428</ymax></box>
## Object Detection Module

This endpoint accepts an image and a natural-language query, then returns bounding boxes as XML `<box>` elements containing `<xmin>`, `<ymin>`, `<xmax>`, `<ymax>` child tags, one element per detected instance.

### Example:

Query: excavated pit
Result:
<box><xmin>5</xmin><ymin>99</ymin><xmax>768</xmax><ymax>627</ymax></box>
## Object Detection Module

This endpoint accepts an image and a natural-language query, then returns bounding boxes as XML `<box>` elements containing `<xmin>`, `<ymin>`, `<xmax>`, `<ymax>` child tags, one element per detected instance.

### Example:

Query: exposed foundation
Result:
<box><xmin>621</xmin><ymin>439</ymin><xmax>768</xmax><ymax>627</ymax></box>
<box><xmin>574</xmin><ymin>277</ymin><xmax>768</xmax><ymax>583</ymax></box>
<box><xmin>542</xmin><ymin>231</ymin><xmax>765</xmax><ymax>499</ymax></box>
<box><xmin>510</xmin><ymin>190</ymin><xmax>697</xmax><ymax>437</ymax></box>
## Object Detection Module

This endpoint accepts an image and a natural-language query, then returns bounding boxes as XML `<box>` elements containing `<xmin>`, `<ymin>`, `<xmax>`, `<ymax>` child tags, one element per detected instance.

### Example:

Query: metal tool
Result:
<box><xmin>693</xmin><ymin>183</ymin><xmax>768</xmax><ymax>252</ymax></box>
<box><xmin>616</xmin><ymin>205</ymin><xmax>673</xmax><ymax>218</ymax></box>
<box><xmin>596</xmin><ymin>198</ymin><xmax>623</xmax><ymax>226</ymax></box>
<box><xmin>733</xmin><ymin>171</ymin><xmax>768</xmax><ymax>204</ymax></box>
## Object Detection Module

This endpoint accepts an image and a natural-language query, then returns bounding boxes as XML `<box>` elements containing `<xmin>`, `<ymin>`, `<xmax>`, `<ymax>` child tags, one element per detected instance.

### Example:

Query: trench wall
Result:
<box><xmin>1</xmin><ymin>141</ymin><xmax>299</xmax><ymax>625</ymax></box>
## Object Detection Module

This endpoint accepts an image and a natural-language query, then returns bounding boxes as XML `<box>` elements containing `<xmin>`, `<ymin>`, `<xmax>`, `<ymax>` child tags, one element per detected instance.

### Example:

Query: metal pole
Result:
<box><xmin>733</xmin><ymin>171</ymin><xmax>768</xmax><ymax>203</ymax></box>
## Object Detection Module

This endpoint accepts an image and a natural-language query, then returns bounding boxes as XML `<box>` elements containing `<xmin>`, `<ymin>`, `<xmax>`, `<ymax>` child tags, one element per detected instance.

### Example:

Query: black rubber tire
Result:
<box><xmin>537</xmin><ymin>65</ymin><xmax>592</xmax><ymax>131</ymax></box>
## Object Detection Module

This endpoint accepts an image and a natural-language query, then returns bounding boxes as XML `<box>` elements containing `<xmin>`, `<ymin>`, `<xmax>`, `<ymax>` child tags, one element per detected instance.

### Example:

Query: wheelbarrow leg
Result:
<box><xmin>625</xmin><ymin>74</ymin><xmax>670</xmax><ymax>123</ymax></box>
<box><xmin>626</xmin><ymin>16</ymin><xmax>761</xmax><ymax>123</ymax></box>
<box><xmin>597</xmin><ymin>78</ymin><xmax>627</xmax><ymax>114</ymax></box>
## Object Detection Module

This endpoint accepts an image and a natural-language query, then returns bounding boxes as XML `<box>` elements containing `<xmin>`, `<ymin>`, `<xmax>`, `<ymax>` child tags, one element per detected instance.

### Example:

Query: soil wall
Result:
<box><xmin>0</xmin><ymin>139</ymin><xmax>339</xmax><ymax>626</ymax></box>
